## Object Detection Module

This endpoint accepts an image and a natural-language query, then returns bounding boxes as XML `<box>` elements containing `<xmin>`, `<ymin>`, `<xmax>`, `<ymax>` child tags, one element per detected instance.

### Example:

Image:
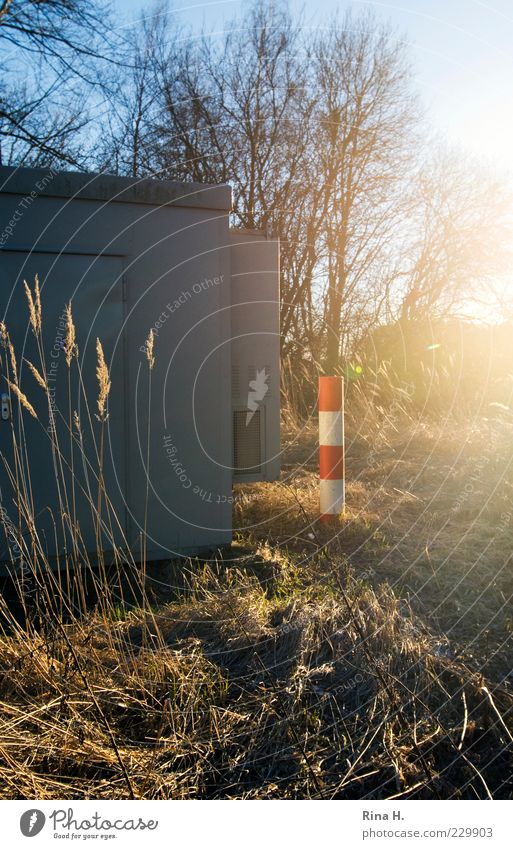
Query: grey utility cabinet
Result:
<box><xmin>0</xmin><ymin>166</ymin><xmax>280</xmax><ymax>562</ymax></box>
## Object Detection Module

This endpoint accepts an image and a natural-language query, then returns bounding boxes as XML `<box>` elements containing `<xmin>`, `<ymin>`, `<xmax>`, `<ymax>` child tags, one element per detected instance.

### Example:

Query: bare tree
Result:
<box><xmin>151</xmin><ymin>0</ymin><xmax>323</xmax><ymax>363</ymax></box>
<box><xmin>310</xmin><ymin>11</ymin><xmax>418</xmax><ymax>371</ymax></box>
<box><xmin>155</xmin><ymin>1</ymin><xmax>307</xmax><ymax>215</ymax></box>
<box><xmin>0</xmin><ymin>0</ymin><xmax>116</xmax><ymax>166</ymax></box>
<box><xmin>149</xmin><ymin>4</ymin><xmax>420</xmax><ymax>371</ymax></box>
<box><xmin>95</xmin><ymin>3</ymin><xmax>169</xmax><ymax>177</ymax></box>
<box><xmin>2</xmin><ymin>0</ymin><xmax>511</xmax><ymax>421</ymax></box>
<box><xmin>397</xmin><ymin>146</ymin><xmax>513</xmax><ymax>322</ymax></box>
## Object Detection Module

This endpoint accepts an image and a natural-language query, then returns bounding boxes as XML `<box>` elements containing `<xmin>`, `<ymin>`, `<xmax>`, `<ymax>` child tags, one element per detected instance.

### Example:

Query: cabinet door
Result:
<box><xmin>0</xmin><ymin>251</ymin><xmax>126</xmax><ymax>563</ymax></box>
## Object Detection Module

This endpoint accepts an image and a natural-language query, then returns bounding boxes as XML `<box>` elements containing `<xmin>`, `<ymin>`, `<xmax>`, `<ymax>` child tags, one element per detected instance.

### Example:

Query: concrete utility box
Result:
<box><xmin>0</xmin><ymin>166</ymin><xmax>280</xmax><ymax>562</ymax></box>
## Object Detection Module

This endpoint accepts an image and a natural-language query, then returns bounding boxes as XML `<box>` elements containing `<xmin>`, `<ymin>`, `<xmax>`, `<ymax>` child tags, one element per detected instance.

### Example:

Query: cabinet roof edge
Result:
<box><xmin>0</xmin><ymin>167</ymin><xmax>233</xmax><ymax>211</ymax></box>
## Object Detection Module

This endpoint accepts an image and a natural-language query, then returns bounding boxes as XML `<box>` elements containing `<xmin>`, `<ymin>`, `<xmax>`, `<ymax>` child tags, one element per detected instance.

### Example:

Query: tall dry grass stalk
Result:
<box><xmin>24</xmin><ymin>358</ymin><xmax>47</xmax><ymax>391</ymax></box>
<box><xmin>23</xmin><ymin>275</ymin><xmax>41</xmax><ymax>335</ymax></box>
<box><xmin>141</xmin><ymin>327</ymin><xmax>156</xmax><ymax>626</ymax></box>
<box><xmin>64</xmin><ymin>302</ymin><xmax>78</xmax><ymax>368</ymax></box>
<box><xmin>6</xmin><ymin>380</ymin><xmax>37</xmax><ymax>419</ymax></box>
<box><xmin>0</xmin><ymin>283</ymin><xmax>154</xmax><ymax>797</ymax></box>
<box><xmin>0</xmin><ymin>290</ymin><xmax>143</xmax><ymax>614</ymax></box>
<box><xmin>7</xmin><ymin>339</ymin><xmax>17</xmax><ymax>385</ymax></box>
<box><xmin>146</xmin><ymin>328</ymin><xmax>155</xmax><ymax>371</ymax></box>
<box><xmin>95</xmin><ymin>338</ymin><xmax>111</xmax><ymax>422</ymax></box>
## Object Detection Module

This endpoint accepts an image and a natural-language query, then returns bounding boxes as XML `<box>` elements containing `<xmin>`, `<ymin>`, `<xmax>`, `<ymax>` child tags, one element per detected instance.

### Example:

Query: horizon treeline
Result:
<box><xmin>1</xmin><ymin>0</ymin><xmax>512</xmax><ymax>386</ymax></box>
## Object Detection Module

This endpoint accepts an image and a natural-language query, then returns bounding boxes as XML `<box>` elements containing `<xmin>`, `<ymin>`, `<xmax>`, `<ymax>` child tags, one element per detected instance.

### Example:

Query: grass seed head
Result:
<box><xmin>64</xmin><ymin>302</ymin><xmax>78</xmax><ymax>368</ymax></box>
<box><xmin>6</xmin><ymin>379</ymin><xmax>37</xmax><ymax>418</ymax></box>
<box><xmin>146</xmin><ymin>328</ymin><xmax>155</xmax><ymax>370</ymax></box>
<box><xmin>96</xmin><ymin>339</ymin><xmax>111</xmax><ymax>422</ymax></box>
<box><xmin>24</xmin><ymin>276</ymin><xmax>42</xmax><ymax>335</ymax></box>
<box><xmin>8</xmin><ymin>339</ymin><xmax>17</xmax><ymax>385</ymax></box>
<box><xmin>24</xmin><ymin>359</ymin><xmax>47</xmax><ymax>391</ymax></box>
<box><xmin>34</xmin><ymin>275</ymin><xmax>42</xmax><ymax>331</ymax></box>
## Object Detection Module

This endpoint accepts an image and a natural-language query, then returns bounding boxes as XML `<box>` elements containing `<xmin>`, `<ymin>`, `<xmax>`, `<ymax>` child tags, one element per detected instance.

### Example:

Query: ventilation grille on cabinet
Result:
<box><xmin>231</xmin><ymin>365</ymin><xmax>241</xmax><ymax>398</ymax></box>
<box><xmin>233</xmin><ymin>409</ymin><xmax>261</xmax><ymax>475</ymax></box>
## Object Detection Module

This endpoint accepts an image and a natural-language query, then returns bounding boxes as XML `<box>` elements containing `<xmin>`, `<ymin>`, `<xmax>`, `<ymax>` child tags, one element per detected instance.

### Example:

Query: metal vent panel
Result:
<box><xmin>233</xmin><ymin>409</ymin><xmax>262</xmax><ymax>475</ymax></box>
<box><xmin>231</xmin><ymin>365</ymin><xmax>241</xmax><ymax>398</ymax></box>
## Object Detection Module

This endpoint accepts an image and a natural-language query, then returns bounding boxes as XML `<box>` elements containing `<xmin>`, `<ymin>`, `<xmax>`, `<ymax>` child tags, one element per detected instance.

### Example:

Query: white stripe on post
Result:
<box><xmin>319</xmin><ymin>376</ymin><xmax>345</xmax><ymax>521</ymax></box>
<box><xmin>320</xmin><ymin>479</ymin><xmax>345</xmax><ymax>517</ymax></box>
<box><xmin>319</xmin><ymin>410</ymin><xmax>344</xmax><ymax>446</ymax></box>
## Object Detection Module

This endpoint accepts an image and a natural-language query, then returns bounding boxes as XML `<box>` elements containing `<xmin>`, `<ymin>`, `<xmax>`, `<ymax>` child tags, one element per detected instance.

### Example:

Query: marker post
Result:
<box><xmin>318</xmin><ymin>376</ymin><xmax>345</xmax><ymax>521</ymax></box>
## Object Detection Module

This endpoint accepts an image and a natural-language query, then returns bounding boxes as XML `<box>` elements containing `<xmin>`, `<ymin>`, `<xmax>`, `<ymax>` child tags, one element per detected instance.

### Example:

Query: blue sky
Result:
<box><xmin>113</xmin><ymin>0</ymin><xmax>513</xmax><ymax>176</ymax></box>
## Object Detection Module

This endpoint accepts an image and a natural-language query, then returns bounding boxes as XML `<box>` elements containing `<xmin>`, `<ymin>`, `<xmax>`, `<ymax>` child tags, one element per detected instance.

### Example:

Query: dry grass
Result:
<box><xmin>235</xmin><ymin>413</ymin><xmax>513</xmax><ymax>685</ymax></box>
<box><xmin>1</xmin><ymin>558</ymin><xmax>512</xmax><ymax>799</ymax></box>
<box><xmin>0</xmin><ymin>282</ymin><xmax>512</xmax><ymax>799</ymax></box>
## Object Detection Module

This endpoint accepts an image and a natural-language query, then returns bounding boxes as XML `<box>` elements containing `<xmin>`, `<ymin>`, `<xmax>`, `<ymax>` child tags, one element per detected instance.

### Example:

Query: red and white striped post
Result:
<box><xmin>319</xmin><ymin>376</ymin><xmax>345</xmax><ymax>522</ymax></box>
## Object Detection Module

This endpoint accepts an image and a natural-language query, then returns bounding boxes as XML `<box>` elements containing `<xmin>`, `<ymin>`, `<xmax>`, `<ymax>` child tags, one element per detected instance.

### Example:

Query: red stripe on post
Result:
<box><xmin>319</xmin><ymin>445</ymin><xmax>345</xmax><ymax>480</ymax></box>
<box><xmin>319</xmin><ymin>376</ymin><xmax>343</xmax><ymax>412</ymax></box>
